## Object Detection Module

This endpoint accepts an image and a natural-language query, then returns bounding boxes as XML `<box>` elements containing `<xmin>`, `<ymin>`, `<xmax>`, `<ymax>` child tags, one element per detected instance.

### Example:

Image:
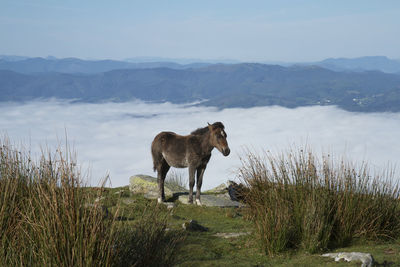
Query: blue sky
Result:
<box><xmin>1</xmin><ymin>0</ymin><xmax>400</xmax><ymax>61</ymax></box>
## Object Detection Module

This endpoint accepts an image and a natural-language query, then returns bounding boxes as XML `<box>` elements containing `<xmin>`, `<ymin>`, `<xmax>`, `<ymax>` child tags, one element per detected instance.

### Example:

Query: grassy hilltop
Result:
<box><xmin>1</xmin><ymin>138</ymin><xmax>400</xmax><ymax>266</ymax></box>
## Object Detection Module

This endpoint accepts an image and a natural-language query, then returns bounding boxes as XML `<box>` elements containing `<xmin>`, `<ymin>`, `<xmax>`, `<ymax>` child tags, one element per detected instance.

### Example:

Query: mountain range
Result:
<box><xmin>0</xmin><ymin>56</ymin><xmax>210</xmax><ymax>74</ymax></box>
<box><xmin>1</xmin><ymin>55</ymin><xmax>400</xmax><ymax>74</ymax></box>
<box><xmin>313</xmin><ymin>56</ymin><xmax>400</xmax><ymax>74</ymax></box>
<box><xmin>1</xmin><ymin>57</ymin><xmax>400</xmax><ymax>112</ymax></box>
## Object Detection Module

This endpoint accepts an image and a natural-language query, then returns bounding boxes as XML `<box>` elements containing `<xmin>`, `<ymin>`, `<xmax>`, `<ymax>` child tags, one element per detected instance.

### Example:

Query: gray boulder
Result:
<box><xmin>129</xmin><ymin>174</ymin><xmax>187</xmax><ymax>199</ymax></box>
<box><xmin>203</xmin><ymin>183</ymin><xmax>228</xmax><ymax>194</ymax></box>
<box><xmin>129</xmin><ymin>174</ymin><xmax>245</xmax><ymax>207</ymax></box>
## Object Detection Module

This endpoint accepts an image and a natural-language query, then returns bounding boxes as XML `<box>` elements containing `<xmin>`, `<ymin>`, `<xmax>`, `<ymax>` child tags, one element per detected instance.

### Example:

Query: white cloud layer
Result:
<box><xmin>1</xmin><ymin>100</ymin><xmax>399</xmax><ymax>189</ymax></box>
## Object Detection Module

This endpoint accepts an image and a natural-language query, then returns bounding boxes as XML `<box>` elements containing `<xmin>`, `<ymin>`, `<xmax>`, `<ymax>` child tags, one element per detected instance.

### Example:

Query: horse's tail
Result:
<box><xmin>151</xmin><ymin>136</ymin><xmax>160</xmax><ymax>172</ymax></box>
<box><xmin>151</xmin><ymin>144</ymin><xmax>157</xmax><ymax>172</ymax></box>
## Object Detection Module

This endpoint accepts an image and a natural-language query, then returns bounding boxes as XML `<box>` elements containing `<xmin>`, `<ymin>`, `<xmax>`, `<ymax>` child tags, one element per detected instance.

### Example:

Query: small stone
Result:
<box><xmin>178</xmin><ymin>193</ymin><xmax>244</xmax><ymax>207</ymax></box>
<box><xmin>214</xmin><ymin>232</ymin><xmax>250</xmax><ymax>239</ymax></box>
<box><xmin>162</xmin><ymin>202</ymin><xmax>175</xmax><ymax>209</ymax></box>
<box><xmin>94</xmin><ymin>196</ymin><xmax>105</xmax><ymax>202</ymax></box>
<box><xmin>182</xmin><ymin>220</ymin><xmax>208</xmax><ymax>232</ymax></box>
<box><xmin>121</xmin><ymin>198</ymin><xmax>136</xmax><ymax>205</ymax></box>
<box><xmin>322</xmin><ymin>252</ymin><xmax>374</xmax><ymax>267</ymax></box>
<box><xmin>384</xmin><ymin>248</ymin><xmax>396</xmax><ymax>255</ymax></box>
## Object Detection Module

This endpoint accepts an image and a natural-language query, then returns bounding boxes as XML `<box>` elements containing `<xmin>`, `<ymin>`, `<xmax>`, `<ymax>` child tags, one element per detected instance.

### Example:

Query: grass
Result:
<box><xmin>0</xmin><ymin>138</ymin><xmax>184</xmax><ymax>267</ymax></box>
<box><xmin>2</xmin><ymin>137</ymin><xmax>400</xmax><ymax>266</ymax></box>
<box><xmin>99</xmin><ymin>188</ymin><xmax>400</xmax><ymax>266</ymax></box>
<box><xmin>239</xmin><ymin>148</ymin><xmax>400</xmax><ymax>256</ymax></box>
<box><xmin>166</xmin><ymin>169</ymin><xmax>188</xmax><ymax>190</ymax></box>
<box><xmin>95</xmin><ymin>183</ymin><xmax>400</xmax><ymax>266</ymax></box>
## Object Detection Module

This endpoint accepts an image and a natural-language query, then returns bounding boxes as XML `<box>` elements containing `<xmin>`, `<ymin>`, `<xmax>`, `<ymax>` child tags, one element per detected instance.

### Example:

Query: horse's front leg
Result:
<box><xmin>188</xmin><ymin>166</ymin><xmax>196</xmax><ymax>204</ymax></box>
<box><xmin>195</xmin><ymin>166</ymin><xmax>206</xmax><ymax>205</ymax></box>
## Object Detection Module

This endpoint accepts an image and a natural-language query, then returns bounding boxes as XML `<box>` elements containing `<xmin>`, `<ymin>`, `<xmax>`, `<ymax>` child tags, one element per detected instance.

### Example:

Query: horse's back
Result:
<box><xmin>152</xmin><ymin>131</ymin><xmax>180</xmax><ymax>156</ymax></box>
<box><xmin>152</xmin><ymin>131</ymin><xmax>178</xmax><ymax>146</ymax></box>
<box><xmin>152</xmin><ymin>131</ymin><xmax>193</xmax><ymax>168</ymax></box>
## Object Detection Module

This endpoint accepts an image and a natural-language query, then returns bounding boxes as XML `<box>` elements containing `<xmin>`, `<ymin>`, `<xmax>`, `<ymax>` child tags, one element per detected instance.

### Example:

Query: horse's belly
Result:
<box><xmin>162</xmin><ymin>153</ymin><xmax>188</xmax><ymax>168</ymax></box>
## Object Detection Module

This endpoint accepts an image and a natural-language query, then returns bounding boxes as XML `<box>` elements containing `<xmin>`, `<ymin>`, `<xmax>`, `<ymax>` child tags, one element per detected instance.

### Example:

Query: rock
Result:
<box><xmin>228</xmin><ymin>181</ymin><xmax>248</xmax><ymax>202</ymax></box>
<box><xmin>178</xmin><ymin>193</ymin><xmax>244</xmax><ymax>207</ymax></box>
<box><xmin>121</xmin><ymin>198</ymin><xmax>136</xmax><ymax>205</ymax></box>
<box><xmin>94</xmin><ymin>196</ymin><xmax>105</xmax><ymax>202</ymax></box>
<box><xmin>204</xmin><ymin>183</ymin><xmax>228</xmax><ymax>194</ymax></box>
<box><xmin>182</xmin><ymin>220</ymin><xmax>208</xmax><ymax>232</ymax></box>
<box><xmin>129</xmin><ymin>174</ymin><xmax>187</xmax><ymax>199</ymax></box>
<box><xmin>214</xmin><ymin>232</ymin><xmax>250</xmax><ymax>239</ymax></box>
<box><xmin>321</xmin><ymin>252</ymin><xmax>374</xmax><ymax>267</ymax></box>
<box><xmin>130</xmin><ymin>175</ymin><xmax>245</xmax><ymax>207</ymax></box>
<box><xmin>383</xmin><ymin>248</ymin><xmax>396</xmax><ymax>255</ymax></box>
<box><xmin>162</xmin><ymin>202</ymin><xmax>175</xmax><ymax>209</ymax></box>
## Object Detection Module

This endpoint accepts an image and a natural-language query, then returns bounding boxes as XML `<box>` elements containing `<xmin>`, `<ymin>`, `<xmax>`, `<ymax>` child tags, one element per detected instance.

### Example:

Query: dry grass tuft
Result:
<box><xmin>239</xmin><ymin>148</ymin><xmax>400</xmax><ymax>256</ymax></box>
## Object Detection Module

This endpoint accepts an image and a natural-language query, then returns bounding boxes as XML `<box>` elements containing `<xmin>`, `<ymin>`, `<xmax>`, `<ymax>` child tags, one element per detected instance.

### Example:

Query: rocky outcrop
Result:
<box><xmin>129</xmin><ymin>174</ymin><xmax>245</xmax><ymax>207</ymax></box>
<box><xmin>129</xmin><ymin>174</ymin><xmax>187</xmax><ymax>199</ymax></box>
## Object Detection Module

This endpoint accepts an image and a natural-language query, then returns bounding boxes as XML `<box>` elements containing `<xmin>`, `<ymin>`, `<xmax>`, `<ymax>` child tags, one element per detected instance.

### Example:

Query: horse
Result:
<box><xmin>151</xmin><ymin>122</ymin><xmax>230</xmax><ymax>205</ymax></box>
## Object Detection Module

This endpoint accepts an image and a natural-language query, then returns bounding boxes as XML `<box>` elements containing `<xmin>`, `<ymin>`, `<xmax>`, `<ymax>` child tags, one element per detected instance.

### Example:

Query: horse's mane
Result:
<box><xmin>191</xmin><ymin>122</ymin><xmax>225</xmax><ymax>135</ymax></box>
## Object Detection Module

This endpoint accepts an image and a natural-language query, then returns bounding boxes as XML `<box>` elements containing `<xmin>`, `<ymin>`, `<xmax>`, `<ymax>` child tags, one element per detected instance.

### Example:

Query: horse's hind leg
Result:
<box><xmin>157</xmin><ymin>159</ymin><xmax>170</xmax><ymax>203</ymax></box>
<box><xmin>195</xmin><ymin>166</ymin><xmax>206</xmax><ymax>205</ymax></box>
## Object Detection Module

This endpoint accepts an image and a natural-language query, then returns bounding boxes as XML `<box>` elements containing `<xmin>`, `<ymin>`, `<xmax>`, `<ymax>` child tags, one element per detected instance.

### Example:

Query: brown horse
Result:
<box><xmin>151</xmin><ymin>122</ymin><xmax>230</xmax><ymax>205</ymax></box>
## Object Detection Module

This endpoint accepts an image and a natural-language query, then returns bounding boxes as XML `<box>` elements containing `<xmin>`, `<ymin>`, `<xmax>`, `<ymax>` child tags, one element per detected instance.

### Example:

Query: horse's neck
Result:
<box><xmin>199</xmin><ymin>131</ymin><xmax>214</xmax><ymax>154</ymax></box>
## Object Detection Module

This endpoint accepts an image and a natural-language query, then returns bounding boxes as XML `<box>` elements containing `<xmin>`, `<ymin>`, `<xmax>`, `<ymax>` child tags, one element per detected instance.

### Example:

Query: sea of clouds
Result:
<box><xmin>1</xmin><ymin>100</ymin><xmax>399</xmax><ymax>189</ymax></box>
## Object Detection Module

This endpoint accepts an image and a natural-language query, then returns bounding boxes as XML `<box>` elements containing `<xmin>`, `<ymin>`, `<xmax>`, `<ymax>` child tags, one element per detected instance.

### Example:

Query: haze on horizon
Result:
<box><xmin>1</xmin><ymin>0</ymin><xmax>400</xmax><ymax>62</ymax></box>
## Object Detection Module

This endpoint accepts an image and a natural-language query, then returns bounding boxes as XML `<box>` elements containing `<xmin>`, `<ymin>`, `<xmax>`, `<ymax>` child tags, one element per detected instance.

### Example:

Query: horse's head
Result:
<box><xmin>208</xmin><ymin>122</ymin><xmax>230</xmax><ymax>156</ymax></box>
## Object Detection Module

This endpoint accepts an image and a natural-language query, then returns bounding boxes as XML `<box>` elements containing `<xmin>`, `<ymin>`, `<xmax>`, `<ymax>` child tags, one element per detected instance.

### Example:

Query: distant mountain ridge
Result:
<box><xmin>314</xmin><ymin>56</ymin><xmax>400</xmax><ymax>73</ymax></box>
<box><xmin>0</xmin><ymin>57</ymin><xmax>210</xmax><ymax>74</ymax></box>
<box><xmin>1</xmin><ymin>55</ymin><xmax>400</xmax><ymax>74</ymax></box>
<box><xmin>1</xmin><ymin>63</ymin><xmax>400</xmax><ymax>112</ymax></box>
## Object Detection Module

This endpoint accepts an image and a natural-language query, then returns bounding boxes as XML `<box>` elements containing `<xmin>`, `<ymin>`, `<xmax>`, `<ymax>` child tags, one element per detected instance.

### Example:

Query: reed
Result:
<box><xmin>239</xmin><ymin>148</ymin><xmax>400</xmax><ymax>256</ymax></box>
<box><xmin>0</xmin><ymin>137</ymin><xmax>184</xmax><ymax>266</ymax></box>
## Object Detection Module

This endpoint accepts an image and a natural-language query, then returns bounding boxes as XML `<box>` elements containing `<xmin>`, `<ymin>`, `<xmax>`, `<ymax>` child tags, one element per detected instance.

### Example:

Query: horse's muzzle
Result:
<box><xmin>222</xmin><ymin>147</ymin><xmax>230</xmax><ymax>156</ymax></box>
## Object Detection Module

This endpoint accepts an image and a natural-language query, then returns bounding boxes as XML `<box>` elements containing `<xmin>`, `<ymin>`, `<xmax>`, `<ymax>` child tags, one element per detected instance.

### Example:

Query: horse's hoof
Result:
<box><xmin>157</xmin><ymin>198</ymin><xmax>163</xmax><ymax>204</ymax></box>
<box><xmin>196</xmin><ymin>199</ymin><xmax>203</xmax><ymax>206</ymax></box>
<box><xmin>188</xmin><ymin>199</ymin><xmax>194</xmax><ymax>204</ymax></box>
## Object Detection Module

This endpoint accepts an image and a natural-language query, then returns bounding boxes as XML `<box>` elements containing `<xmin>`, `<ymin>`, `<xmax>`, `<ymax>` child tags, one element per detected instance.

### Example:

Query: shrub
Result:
<box><xmin>239</xmin><ymin>148</ymin><xmax>400</xmax><ymax>256</ymax></box>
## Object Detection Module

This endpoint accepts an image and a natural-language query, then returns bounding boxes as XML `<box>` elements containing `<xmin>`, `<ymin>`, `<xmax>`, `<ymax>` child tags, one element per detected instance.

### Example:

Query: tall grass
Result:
<box><xmin>166</xmin><ymin>169</ymin><xmax>188</xmax><ymax>190</ymax></box>
<box><xmin>239</xmin><ymin>148</ymin><xmax>400</xmax><ymax>256</ymax></box>
<box><xmin>0</xmin><ymin>138</ymin><xmax>184</xmax><ymax>266</ymax></box>
<box><xmin>0</xmin><ymin>139</ymin><xmax>115</xmax><ymax>266</ymax></box>
<box><xmin>112</xmin><ymin>206</ymin><xmax>185</xmax><ymax>267</ymax></box>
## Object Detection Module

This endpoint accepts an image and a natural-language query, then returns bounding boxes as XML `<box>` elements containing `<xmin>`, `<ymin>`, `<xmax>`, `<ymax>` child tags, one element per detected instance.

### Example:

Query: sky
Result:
<box><xmin>1</xmin><ymin>100</ymin><xmax>399</xmax><ymax>189</ymax></box>
<box><xmin>1</xmin><ymin>0</ymin><xmax>400</xmax><ymax>62</ymax></box>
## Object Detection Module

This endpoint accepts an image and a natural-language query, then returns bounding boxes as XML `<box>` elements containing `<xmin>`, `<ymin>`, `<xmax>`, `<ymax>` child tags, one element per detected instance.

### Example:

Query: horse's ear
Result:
<box><xmin>207</xmin><ymin>122</ymin><xmax>211</xmax><ymax>126</ymax></box>
<box><xmin>207</xmin><ymin>122</ymin><xmax>213</xmax><ymax>131</ymax></box>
